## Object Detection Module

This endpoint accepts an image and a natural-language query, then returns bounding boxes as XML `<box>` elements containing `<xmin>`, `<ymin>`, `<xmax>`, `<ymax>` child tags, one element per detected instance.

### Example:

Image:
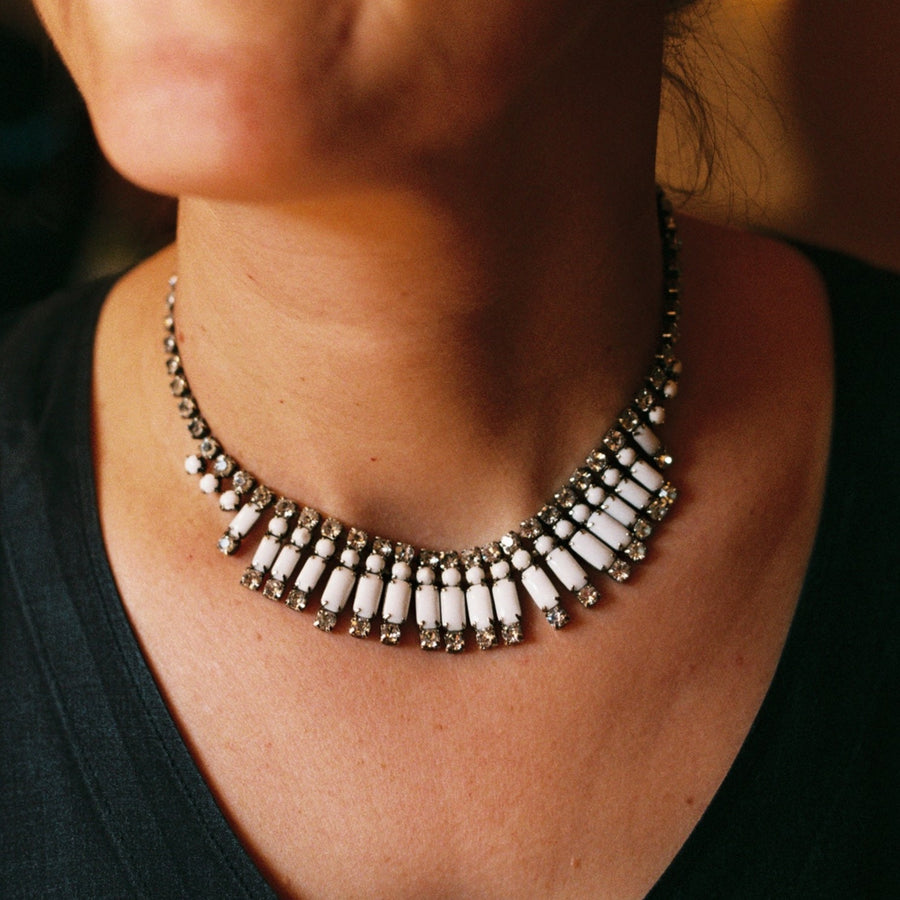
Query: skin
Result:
<box><xmin>35</xmin><ymin>1</ymin><xmax>833</xmax><ymax>896</ymax></box>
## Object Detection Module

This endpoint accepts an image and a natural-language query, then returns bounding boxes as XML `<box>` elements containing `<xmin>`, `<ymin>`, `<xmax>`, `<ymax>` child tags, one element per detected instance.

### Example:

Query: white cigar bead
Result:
<box><xmin>251</xmin><ymin>534</ymin><xmax>281</xmax><ymax>572</ymax></box>
<box><xmin>314</xmin><ymin>538</ymin><xmax>336</xmax><ymax>559</ymax></box>
<box><xmin>545</xmin><ymin>545</ymin><xmax>588</xmax><ymax>591</ymax></box>
<box><xmin>465</xmin><ymin>566</ymin><xmax>486</xmax><ymax>585</ymax></box>
<box><xmin>353</xmin><ymin>572</ymin><xmax>383</xmax><ymax>618</ymax></box>
<box><xmin>489</xmin><ymin>560</ymin><xmax>511</xmax><ymax>580</ymax></box>
<box><xmin>630</xmin><ymin>459</ymin><xmax>665</xmax><ymax>492</ymax></box>
<box><xmin>521</xmin><ymin>565</ymin><xmax>559</xmax><ymax>612</ymax></box>
<box><xmin>219</xmin><ymin>490</ymin><xmax>239</xmax><ymax>511</ymax></box>
<box><xmin>553</xmin><ymin>519</ymin><xmax>576</xmax><ymax>541</ymax></box>
<box><xmin>339</xmin><ymin>548</ymin><xmax>359</xmax><ymax>568</ymax></box>
<box><xmin>568</xmin><ymin>529</ymin><xmax>616</xmax><ymax>571</ymax></box>
<box><xmin>289</xmin><ymin>526</ymin><xmax>312</xmax><ymax>548</ymax></box>
<box><xmin>601</xmin><ymin>494</ymin><xmax>638</xmax><ymax>527</ymax></box>
<box><xmin>616</xmin><ymin>447</ymin><xmax>637</xmax><ymax>467</ymax></box>
<box><xmin>585</xmin><ymin>485</ymin><xmax>607</xmax><ymax>508</ymax></box>
<box><xmin>587</xmin><ymin>510</ymin><xmax>632</xmax><ymax>551</ymax></box>
<box><xmin>466</xmin><ymin>583</ymin><xmax>493</xmax><ymax>630</ymax></box>
<box><xmin>267</xmin><ymin>516</ymin><xmax>289</xmax><ymax>538</ymax></box>
<box><xmin>415</xmin><ymin>582</ymin><xmax>440</xmax><ymax>629</ymax></box>
<box><xmin>185</xmin><ymin>455</ymin><xmax>204</xmax><ymax>475</ymax></box>
<box><xmin>511</xmin><ymin>548</ymin><xmax>532</xmax><ymax>571</ymax></box>
<box><xmin>228</xmin><ymin>504</ymin><xmax>262</xmax><ymax>539</ymax></box>
<box><xmin>365</xmin><ymin>554</ymin><xmax>386</xmax><ymax>575</ymax></box>
<box><xmin>440</xmin><ymin>585</ymin><xmax>467</xmax><ymax>632</ymax></box>
<box><xmin>383</xmin><ymin>579</ymin><xmax>412</xmax><ymax>624</ymax></box>
<box><xmin>321</xmin><ymin>566</ymin><xmax>355</xmax><ymax>613</ymax></box>
<box><xmin>569</xmin><ymin>504</ymin><xmax>590</xmax><ymax>524</ymax></box>
<box><xmin>295</xmin><ymin>555</ymin><xmax>327</xmax><ymax>594</ymax></box>
<box><xmin>392</xmin><ymin>561</ymin><xmax>413</xmax><ymax>581</ymax></box>
<box><xmin>270</xmin><ymin>543</ymin><xmax>301</xmax><ymax>582</ymax></box>
<box><xmin>199</xmin><ymin>473</ymin><xmax>219</xmax><ymax>494</ymax></box>
<box><xmin>602</xmin><ymin>468</ymin><xmax>622</xmax><ymax>487</ymax></box>
<box><xmin>615</xmin><ymin>478</ymin><xmax>652</xmax><ymax>510</ymax></box>
<box><xmin>533</xmin><ymin>535</ymin><xmax>555</xmax><ymax>556</ymax></box>
<box><xmin>491</xmin><ymin>576</ymin><xmax>522</xmax><ymax>625</ymax></box>
<box><xmin>634</xmin><ymin>424</ymin><xmax>662</xmax><ymax>456</ymax></box>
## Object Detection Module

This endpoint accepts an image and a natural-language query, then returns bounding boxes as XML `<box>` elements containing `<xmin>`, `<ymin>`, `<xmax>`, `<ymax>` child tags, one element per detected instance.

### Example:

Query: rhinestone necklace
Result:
<box><xmin>165</xmin><ymin>191</ymin><xmax>682</xmax><ymax>653</ymax></box>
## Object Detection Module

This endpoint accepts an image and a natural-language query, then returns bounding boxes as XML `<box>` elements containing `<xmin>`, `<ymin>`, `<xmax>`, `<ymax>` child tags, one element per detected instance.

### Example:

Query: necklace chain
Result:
<box><xmin>164</xmin><ymin>191</ymin><xmax>682</xmax><ymax>652</ymax></box>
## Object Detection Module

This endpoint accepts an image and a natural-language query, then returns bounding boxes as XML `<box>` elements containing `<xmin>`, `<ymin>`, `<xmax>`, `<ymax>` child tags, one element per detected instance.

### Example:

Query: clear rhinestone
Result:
<box><xmin>274</xmin><ymin>497</ymin><xmax>298</xmax><ymax>519</ymax></box>
<box><xmin>213</xmin><ymin>454</ymin><xmax>235</xmax><ymax>477</ymax></box>
<box><xmin>419</xmin><ymin>549</ymin><xmax>440</xmax><ymax>568</ymax></box>
<box><xmin>481</xmin><ymin>542</ymin><xmax>503</xmax><ymax>564</ymax></box>
<box><xmin>218</xmin><ymin>533</ymin><xmax>239</xmax><ymax>555</ymax></box>
<box><xmin>519</xmin><ymin>518</ymin><xmax>543</xmax><ymax>540</ymax></box>
<box><xmin>619</xmin><ymin>409</ymin><xmax>641</xmax><ymax>432</ymax></box>
<box><xmin>603</xmin><ymin>429</ymin><xmax>626</xmax><ymax>452</ymax></box>
<box><xmin>647</xmin><ymin>498</ymin><xmax>669</xmax><ymax>522</ymax></box>
<box><xmin>314</xmin><ymin>608</ymin><xmax>337</xmax><ymax>632</ymax></box>
<box><xmin>633</xmin><ymin>518</ymin><xmax>653</xmax><ymax>540</ymax></box>
<box><xmin>587</xmin><ymin>448</ymin><xmax>609</xmax><ymax>472</ymax></box>
<box><xmin>177</xmin><ymin>397</ymin><xmax>197</xmax><ymax>418</ymax></box>
<box><xmin>250</xmin><ymin>485</ymin><xmax>274</xmax><ymax>509</ymax></box>
<box><xmin>636</xmin><ymin>387</ymin><xmax>655</xmax><ymax>411</ymax></box>
<box><xmin>608</xmin><ymin>559</ymin><xmax>632</xmax><ymax>582</ymax></box>
<box><xmin>349</xmin><ymin>615</ymin><xmax>371</xmax><ymax>639</ymax></box>
<box><xmin>554</xmin><ymin>487</ymin><xmax>577</xmax><ymax>509</ymax></box>
<box><xmin>346</xmin><ymin>528</ymin><xmax>368</xmax><ymax>551</ymax></box>
<box><xmin>444</xmin><ymin>631</ymin><xmax>465</xmax><ymax>653</ymax></box>
<box><xmin>199</xmin><ymin>437</ymin><xmax>220</xmax><ymax>459</ymax></box>
<box><xmin>577</xmin><ymin>584</ymin><xmax>601</xmax><ymax>607</ymax></box>
<box><xmin>187</xmin><ymin>418</ymin><xmax>209</xmax><ymax>439</ymax></box>
<box><xmin>659</xmin><ymin>482</ymin><xmax>679</xmax><ymax>503</ymax></box>
<box><xmin>649</xmin><ymin>365</ymin><xmax>667</xmax><ymax>390</ymax></box>
<box><xmin>440</xmin><ymin>551</ymin><xmax>460</xmax><ymax>570</ymax></box>
<box><xmin>460</xmin><ymin>547</ymin><xmax>483</xmax><ymax>568</ymax></box>
<box><xmin>625</xmin><ymin>541</ymin><xmax>647</xmax><ymax>562</ymax></box>
<box><xmin>321</xmin><ymin>517</ymin><xmax>343</xmax><ymax>539</ymax></box>
<box><xmin>538</xmin><ymin>505</ymin><xmax>561</xmax><ymax>526</ymax></box>
<box><xmin>372</xmin><ymin>537</ymin><xmax>393</xmax><ymax>558</ymax></box>
<box><xmin>394</xmin><ymin>543</ymin><xmax>416</xmax><ymax>564</ymax></box>
<box><xmin>298</xmin><ymin>506</ymin><xmax>320</xmax><ymax>528</ymax></box>
<box><xmin>419</xmin><ymin>627</ymin><xmax>442</xmax><ymax>650</ymax></box>
<box><xmin>380</xmin><ymin>622</ymin><xmax>402</xmax><ymax>645</ymax></box>
<box><xmin>163</xmin><ymin>335</ymin><xmax>177</xmax><ymax>354</ymax></box>
<box><xmin>166</xmin><ymin>356</ymin><xmax>181</xmax><ymax>376</ymax></box>
<box><xmin>501</xmin><ymin>621</ymin><xmax>524</xmax><ymax>645</ymax></box>
<box><xmin>569</xmin><ymin>468</ymin><xmax>593</xmax><ymax>492</ymax></box>
<box><xmin>169</xmin><ymin>375</ymin><xmax>188</xmax><ymax>397</ymax></box>
<box><xmin>545</xmin><ymin>605</ymin><xmax>570</xmax><ymax>629</ymax></box>
<box><xmin>241</xmin><ymin>567</ymin><xmax>264</xmax><ymax>591</ymax></box>
<box><xmin>262</xmin><ymin>578</ymin><xmax>285</xmax><ymax>601</ymax></box>
<box><xmin>163</xmin><ymin>314</ymin><xmax>174</xmax><ymax>333</ymax></box>
<box><xmin>499</xmin><ymin>532</ymin><xmax>521</xmax><ymax>554</ymax></box>
<box><xmin>285</xmin><ymin>588</ymin><xmax>308</xmax><ymax>610</ymax></box>
<box><xmin>231</xmin><ymin>470</ymin><xmax>254</xmax><ymax>494</ymax></box>
<box><xmin>475</xmin><ymin>626</ymin><xmax>497</xmax><ymax>650</ymax></box>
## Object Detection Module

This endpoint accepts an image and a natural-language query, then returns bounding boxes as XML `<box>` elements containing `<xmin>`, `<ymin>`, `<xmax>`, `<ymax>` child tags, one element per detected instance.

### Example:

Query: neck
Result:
<box><xmin>168</xmin><ymin>35</ymin><xmax>666</xmax><ymax>548</ymax></box>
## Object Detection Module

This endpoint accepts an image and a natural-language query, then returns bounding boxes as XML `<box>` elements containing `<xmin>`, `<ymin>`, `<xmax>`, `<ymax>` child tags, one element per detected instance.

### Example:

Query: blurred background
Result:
<box><xmin>2</xmin><ymin>0</ymin><xmax>898</xmax><ymax>314</ymax></box>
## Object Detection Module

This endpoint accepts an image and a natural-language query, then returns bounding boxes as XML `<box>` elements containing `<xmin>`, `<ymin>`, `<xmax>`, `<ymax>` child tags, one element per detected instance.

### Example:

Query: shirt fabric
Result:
<box><xmin>1</xmin><ymin>246</ymin><xmax>898</xmax><ymax>898</ymax></box>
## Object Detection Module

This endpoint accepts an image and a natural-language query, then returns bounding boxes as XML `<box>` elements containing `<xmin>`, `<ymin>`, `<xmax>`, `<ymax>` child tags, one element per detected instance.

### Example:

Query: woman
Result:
<box><xmin>1</xmin><ymin>1</ymin><xmax>896</xmax><ymax>897</ymax></box>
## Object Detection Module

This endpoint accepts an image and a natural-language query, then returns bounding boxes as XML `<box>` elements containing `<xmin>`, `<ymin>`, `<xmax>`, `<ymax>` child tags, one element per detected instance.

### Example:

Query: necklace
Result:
<box><xmin>165</xmin><ymin>191</ymin><xmax>682</xmax><ymax>652</ymax></box>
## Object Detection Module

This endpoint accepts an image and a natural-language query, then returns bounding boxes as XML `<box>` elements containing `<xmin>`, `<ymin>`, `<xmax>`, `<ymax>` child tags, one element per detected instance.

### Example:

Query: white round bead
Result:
<box><xmin>267</xmin><ymin>516</ymin><xmax>289</xmax><ymax>537</ymax></box>
<box><xmin>489</xmin><ymin>560</ymin><xmax>511</xmax><ymax>580</ymax></box>
<box><xmin>392</xmin><ymin>562</ymin><xmax>413</xmax><ymax>581</ymax></box>
<box><xmin>511</xmin><ymin>548</ymin><xmax>532</xmax><ymax>571</ymax></box>
<box><xmin>339</xmin><ymin>548</ymin><xmax>360</xmax><ymax>568</ymax></box>
<box><xmin>464</xmin><ymin>566</ymin><xmax>486</xmax><ymax>585</ymax></box>
<box><xmin>185</xmin><ymin>454</ymin><xmax>204</xmax><ymax>475</ymax></box>
<box><xmin>416</xmin><ymin>566</ymin><xmax>435</xmax><ymax>585</ymax></box>
<box><xmin>441</xmin><ymin>567</ymin><xmax>462</xmax><ymax>587</ymax></box>
<box><xmin>199</xmin><ymin>473</ymin><xmax>219</xmax><ymax>494</ymax></box>
<box><xmin>314</xmin><ymin>538</ymin><xmax>336</xmax><ymax>558</ymax></box>
<box><xmin>365</xmin><ymin>554</ymin><xmax>386</xmax><ymax>575</ymax></box>
<box><xmin>219</xmin><ymin>490</ymin><xmax>239</xmax><ymax>511</ymax></box>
